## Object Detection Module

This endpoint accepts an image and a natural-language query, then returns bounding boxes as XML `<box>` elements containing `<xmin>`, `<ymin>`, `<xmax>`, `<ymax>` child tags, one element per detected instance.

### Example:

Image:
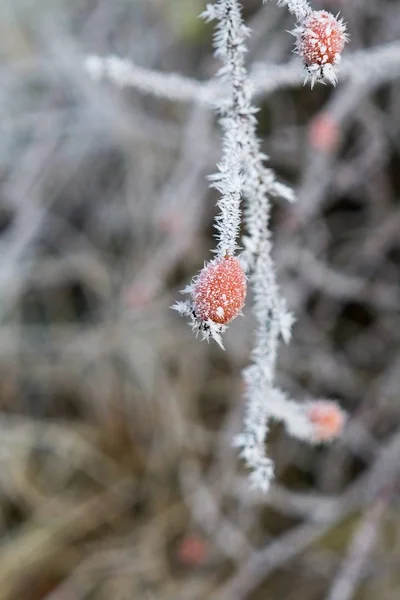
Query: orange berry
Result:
<box><xmin>308</xmin><ymin>400</ymin><xmax>345</xmax><ymax>442</ymax></box>
<box><xmin>298</xmin><ymin>11</ymin><xmax>347</xmax><ymax>70</ymax></box>
<box><xmin>308</xmin><ymin>114</ymin><xmax>339</xmax><ymax>152</ymax></box>
<box><xmin>177</xmin><ymin>535</ymin><xmax>207</xmax><ymax>566</ymax></box>
<box><xmin>192</xmin><ymin>255</ymin><xmax>246</xmax><ymax>325</ymax></box>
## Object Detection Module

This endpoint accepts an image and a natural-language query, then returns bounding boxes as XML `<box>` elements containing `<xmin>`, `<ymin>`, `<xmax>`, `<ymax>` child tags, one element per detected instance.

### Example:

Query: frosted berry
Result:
<box><xmin>308</xmin><ymin>400</ymin><xmax>346</xmax><ymax>442</ymax></box>
<box><xmin>192</xmin><ymin>255</ymin><xmax>246</xmax><ymax>325</ymax></box>
<box><xmin>295</xmin><ymin>11</ymin><xmax>348</xmax><ymax>86</ymax></box>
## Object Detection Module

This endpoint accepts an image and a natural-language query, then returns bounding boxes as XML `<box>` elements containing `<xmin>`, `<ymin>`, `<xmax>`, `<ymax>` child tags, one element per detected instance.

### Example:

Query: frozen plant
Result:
<box><xmin>172</xmin><ymin>0</ymin><xmax>251</xmax><ymax>347</ymax></box>
<box><xmin>265</xmin><ymin>0</ymin><xmax>348</xmax><ymax>87</ymax></box>
<box><xmin>294</xmin><ymin>10</ymin><xmax>348</xmax><ymax>87</ymax></box>
<box><xmin>86</xmin><ymin>0</ymin><xmax>347</xmax><ymax>493</ymax></box>
<box><xmin>173</xmin><ymin>254</ymin><xmax>247</xmax><ymax>349</ymax></box>
<box><xmin>174</xmin><ymin>0</ymin><xmax>346</xmax><ymax>492</ymax></box>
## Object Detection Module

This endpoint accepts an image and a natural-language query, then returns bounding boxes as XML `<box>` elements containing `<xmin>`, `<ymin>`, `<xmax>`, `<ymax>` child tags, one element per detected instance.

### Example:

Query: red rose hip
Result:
<box><xmin>298</xmin><ymin>11</ymin><xmax>347</xmax><ymax>68</ymax></box>
<box><xmin>192</xmin><ymin>255</ymin><xmax>246</xmax><ymax>325</ymax></box>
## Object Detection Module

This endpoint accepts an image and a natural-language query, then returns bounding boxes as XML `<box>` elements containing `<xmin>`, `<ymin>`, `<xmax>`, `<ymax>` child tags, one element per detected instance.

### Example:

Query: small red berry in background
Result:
<box><xmin>298</xmin><ymin>10</ymin><xmax>347</xmax><ymax>70</ymax></box>
<box><xmin>308</xmin><ymin>113</ymin><xmax>339</xmax><ymax>153</ymax></box>
<box><xmin>308</xmin><ymin>400</ymin><xmax>346</xmax><ymax>442</ymax></box>
<box><xmin>177</xmin><ymin>535</ymin><xmax>207</xmax><ymax>567</ymax></box>
<box><xmin>192</xmin><ymin>255</ymin><xmax>246</xmax><ymax>325</ymax></box>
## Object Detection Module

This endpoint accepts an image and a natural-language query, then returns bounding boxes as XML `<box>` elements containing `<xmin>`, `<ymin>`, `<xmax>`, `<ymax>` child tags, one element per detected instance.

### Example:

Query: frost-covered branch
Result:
<box><xmin>84</xmin><ymin>55</ymin><xmax>214</xmax><ymax>103</ymax></box>
<box><xmin>85</xmin><ymin>42</ymin><xmax>400</xmax><ymax>104</ymax></box>
<box><xmin>85</xmin><ymin>0</ymin><xmax>346</xmax><ymax>493</ymax></box>
<box><xmin>202</xmin><ymin>0</ymin><xmax>251</xmax><ymax>257</ymax></box>
<box><xmin>172</xmin><ymin>0</ymin><xmax>256</xmax><ymax>346</ymax></box>
<box><xmin>264</xmin><ymin>0</ymin><xmax>311</xmax><ymax>21</ymax></box>
<box><xmin>175</xmin><ymin>0</ymin><xmax>345</xmax><ymax>491</ymax></box>
<box><xmin>208</xmin><ymin>1</ymin><xmax>300</xmax><ymax>492</ymax></box>
<box><xmin>210</xmin><ymin>0</ymin><xmax>344</xmax><ymax>492</ymax></box>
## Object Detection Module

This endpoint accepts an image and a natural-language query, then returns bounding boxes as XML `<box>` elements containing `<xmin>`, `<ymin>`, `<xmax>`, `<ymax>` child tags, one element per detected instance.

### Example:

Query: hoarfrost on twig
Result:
<box><xmin>85</xmin><ymin>42</ymin><xmax>400</xmax><ymax>104</ymax></box>
<box><xmin>86</xmin><ymin>0</ymin><xmax>346</xmax><ymax>493</ymax></box>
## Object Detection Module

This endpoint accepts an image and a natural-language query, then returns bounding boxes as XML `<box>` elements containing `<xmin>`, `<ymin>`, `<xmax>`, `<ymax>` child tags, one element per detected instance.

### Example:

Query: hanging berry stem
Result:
<box><xmin>203</xmin><ymin>0</ymin><xmax>254</xmax><ymax>257</ymax></box>
<box><xmin>173</xmin><ymin>0</ymin><xmax>346</xmax><ymax>492</ymax></box>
